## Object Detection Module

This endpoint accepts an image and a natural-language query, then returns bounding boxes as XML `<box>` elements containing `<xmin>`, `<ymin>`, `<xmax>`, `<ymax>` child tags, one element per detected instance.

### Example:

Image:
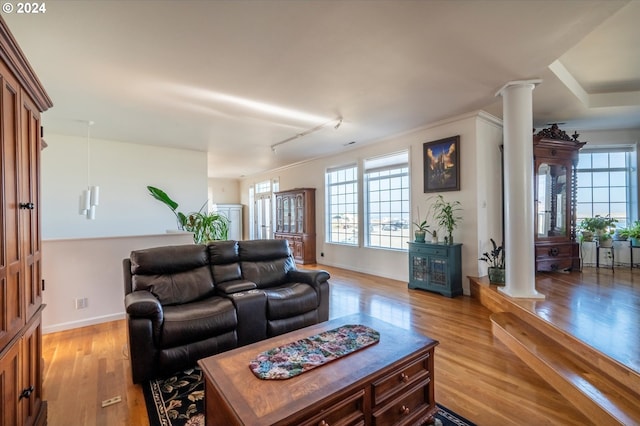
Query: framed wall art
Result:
<box><xmin>423</xmin><ymin>135</ymin><xmax>460</xmax><ymax>193</ymax></box>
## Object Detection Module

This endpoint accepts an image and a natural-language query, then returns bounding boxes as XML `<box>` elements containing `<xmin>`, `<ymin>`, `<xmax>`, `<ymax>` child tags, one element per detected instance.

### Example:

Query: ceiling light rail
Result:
<box><xmin>270</xmin><ymin>116</ymin><xmax>342</xmax><ymax>154</ymax></box>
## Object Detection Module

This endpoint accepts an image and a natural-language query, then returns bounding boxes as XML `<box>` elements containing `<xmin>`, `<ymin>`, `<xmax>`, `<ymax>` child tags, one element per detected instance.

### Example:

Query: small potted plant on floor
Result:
<box><xmin>479</xmin><ymin>239</ymin><xmax>505</xmax><ymax>285</ymax></box>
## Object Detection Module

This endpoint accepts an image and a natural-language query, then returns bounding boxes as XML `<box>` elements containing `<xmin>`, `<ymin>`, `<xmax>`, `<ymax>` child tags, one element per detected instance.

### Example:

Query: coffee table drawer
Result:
<box><xmin>300</xmin><ymin>390</ymin><xmax>365</xmax><ymax>426</ymax></box>
<box><xmin>372</xmin><ymin>380</ymin><xmax>431</xmax><ymax>426</ymax></box>
<box><xmin>372</xmin><ymin>353</ymin><xmax>430</xmax><ymax>405</ymax></box>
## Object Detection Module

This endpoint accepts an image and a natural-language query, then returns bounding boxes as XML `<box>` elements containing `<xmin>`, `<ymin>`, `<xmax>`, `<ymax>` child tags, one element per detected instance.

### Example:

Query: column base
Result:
<box><xmin>498</xmin><ymin>286</ymin><xmax>546</xmax><ymax>300</ymax></box>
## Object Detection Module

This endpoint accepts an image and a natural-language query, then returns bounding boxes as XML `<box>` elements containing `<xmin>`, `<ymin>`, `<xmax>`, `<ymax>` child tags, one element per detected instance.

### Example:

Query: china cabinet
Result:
<box><xmin>533</xmin><ymin>124</ymin><xmax>586</xmax><ymax>272</ymax></box>
<box><xmin>1</xmin><ymin>16</ymin><xmax>52</xmax><ymax>425</ymax></box>
<box><xmin>274</xmin><ymin>188</ymin><xmax>316</xmax><ymax>264</ymax></box>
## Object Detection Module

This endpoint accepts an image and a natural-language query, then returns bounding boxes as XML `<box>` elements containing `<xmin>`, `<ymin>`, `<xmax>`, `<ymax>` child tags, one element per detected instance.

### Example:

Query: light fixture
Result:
<box><xmin>79</xmin><ymin>121</ymin><xmax>99</xmax><ymax>220</ymax></box>
<box><xmin>270</xmin><ymin>116</ymin><xmax>343</xmax><ymax>154</ymax></box>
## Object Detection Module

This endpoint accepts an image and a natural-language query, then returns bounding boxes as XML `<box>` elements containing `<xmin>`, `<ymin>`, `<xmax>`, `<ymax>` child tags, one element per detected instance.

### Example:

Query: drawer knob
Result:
<box><xmin>400</xmin><ymin>372</ymin><xmax>410</xmax><ymax>383</ymax></box>
<box><xmin>319</xmin><ymin>421</ymin><xmax>329</xmax><ymax>426</ymax></box>
<box><xmin>400</xmin><ymin>405</ymin><xmax>410</xmax><ymax>415</ymax></box>
<box><xmin>548</xmin><ymin>247</ymin><xmax>559</xmax><ymax>256</ymax></box>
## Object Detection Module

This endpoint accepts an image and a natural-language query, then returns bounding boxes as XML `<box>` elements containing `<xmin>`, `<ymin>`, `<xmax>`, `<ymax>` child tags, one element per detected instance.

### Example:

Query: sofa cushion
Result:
<box><xmin>264</xmin><ymin>283</ymin><xmax>318</xmax><ymax>320</ymax></box>
<box><xmin>238</xmin><ymin>239</ymin><xmax>291</xmax><ymax>261</ymax></box>
<box><xmin>242</xmin><ymin>258</ymin><xmax>295</xmax><ymax>288</ymax></box>
<box><xmin>130</xmin><ymin>244</ymin><xmax>215</xmax><ymax>305</ymax></box>
<box><xmin>160</xmin><ymin>296</ymin><xmax>237</xmax><ymax>348</ymax></box>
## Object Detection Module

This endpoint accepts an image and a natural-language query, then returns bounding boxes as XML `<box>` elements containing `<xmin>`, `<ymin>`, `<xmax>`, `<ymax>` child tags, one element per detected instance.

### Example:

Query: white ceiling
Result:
<box><xmin>4</xmin><ymin>0</ymin><xmax>639</xmax><ymax>178</ymax></box>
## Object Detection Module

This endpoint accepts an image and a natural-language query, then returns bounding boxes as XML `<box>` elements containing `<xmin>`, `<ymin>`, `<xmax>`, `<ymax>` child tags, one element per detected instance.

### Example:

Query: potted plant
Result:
<box><xmin>147</xmin><ymin>186</ymin><xmax>229</xmax><ymax>244</ymax></box>
<box><xmin>430</xmin><ymin>194</ymin><xmax>462</xmax><ymax>244</ymax></box>
<box><xmin>412</xmin><ymin>206</ymin><xmax>431</xmax><ymax>243</ymax></box>
<box><xmin>628</xmin><ymin>221</ymin><xmax>640</xmax><ymax>246</ymax></box>
<box><xmin>580</xmin><ymin>215</ymin><xmax>617</xmax><ymax>243</ymax></box>
<box><xmin>479</xmin><ymin>239</ymin><xmax>505</xmax><ymax>285</ymax></box>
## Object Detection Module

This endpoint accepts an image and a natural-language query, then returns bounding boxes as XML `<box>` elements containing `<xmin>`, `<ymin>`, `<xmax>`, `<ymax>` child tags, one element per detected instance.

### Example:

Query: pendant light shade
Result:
<box><xmin>79</xmin><ymin>121</ymin><xmax>99</xmax><ymax>220</ymax></box>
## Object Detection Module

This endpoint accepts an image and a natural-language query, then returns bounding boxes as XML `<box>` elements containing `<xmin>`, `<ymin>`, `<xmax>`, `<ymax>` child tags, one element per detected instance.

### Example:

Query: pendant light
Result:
<box><xmin>79</xmin><ymin>121</ymin><xmax>99</xmax><ymax>219</ymax></box>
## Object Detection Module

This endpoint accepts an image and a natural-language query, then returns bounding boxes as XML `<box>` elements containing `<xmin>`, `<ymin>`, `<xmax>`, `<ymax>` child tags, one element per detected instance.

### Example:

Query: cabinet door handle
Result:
<box><xmin>19</xmin><ymin>386</ymin><xmax>34</xmax><ymax>399</ymax></box>
<box><xmin>19</xmin><ymin>202</ymin><xmax>35</xmax><ymax>210</ymax></box>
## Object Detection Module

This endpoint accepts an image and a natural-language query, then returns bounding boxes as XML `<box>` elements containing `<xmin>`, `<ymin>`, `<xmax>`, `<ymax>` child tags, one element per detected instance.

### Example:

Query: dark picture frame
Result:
<box><xmin>423</xmin><ymin>135</ymin><xmax>460</xmax><ymax>193</ymax></box>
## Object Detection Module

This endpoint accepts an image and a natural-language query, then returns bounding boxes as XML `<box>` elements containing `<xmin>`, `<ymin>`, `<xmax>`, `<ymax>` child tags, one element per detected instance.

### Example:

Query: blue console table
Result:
<box><xmin>408</xmin><ymin>242</ymin><xmax>462</xmax><ymax>297</ymax></box>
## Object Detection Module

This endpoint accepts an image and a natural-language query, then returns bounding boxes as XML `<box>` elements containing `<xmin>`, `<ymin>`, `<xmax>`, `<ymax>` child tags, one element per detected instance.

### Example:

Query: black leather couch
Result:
<box><xmin>123</xmin><ymin>239</ymin><xmax>330</xmax><ymax>384</ymax></box>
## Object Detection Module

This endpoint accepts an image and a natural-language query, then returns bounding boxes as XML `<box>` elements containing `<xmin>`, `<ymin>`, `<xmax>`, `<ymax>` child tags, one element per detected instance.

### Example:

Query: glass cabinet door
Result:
<box><xmin>536</xmin><ymin>162</ymin><xmax>568</xmax><ymax>238</ymax></box>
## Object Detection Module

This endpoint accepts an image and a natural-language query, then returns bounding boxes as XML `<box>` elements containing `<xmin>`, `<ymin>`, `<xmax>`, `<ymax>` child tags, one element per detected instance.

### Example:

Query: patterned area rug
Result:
<box><xmin>143</xmin><ymin>366</ymin><xmax>477</xmax><ymax>426</ymax></box>
<box><xmin>249</xmin><ymin>324</ymin><xmax>380</xmax><ymax>379</ymax></box>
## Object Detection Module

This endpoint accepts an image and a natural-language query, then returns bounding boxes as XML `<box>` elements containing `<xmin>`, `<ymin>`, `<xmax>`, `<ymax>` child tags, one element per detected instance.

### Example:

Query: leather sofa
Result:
<box><xmin>123</xmin><ymin>239</ymin><xmax>330</xmax><ymax>384</ymax></box>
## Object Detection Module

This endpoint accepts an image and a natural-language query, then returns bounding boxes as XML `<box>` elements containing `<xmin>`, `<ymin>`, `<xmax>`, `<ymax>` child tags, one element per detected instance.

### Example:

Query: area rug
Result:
<box><xmin>143</xmin><ymin>366</ymin><xmax>477</xmax><ymax>426</ymax></box>
<box><xmin>249</xmin><ymin>324</ymin><xmax>380</xmax><ymax>379</ymax></box>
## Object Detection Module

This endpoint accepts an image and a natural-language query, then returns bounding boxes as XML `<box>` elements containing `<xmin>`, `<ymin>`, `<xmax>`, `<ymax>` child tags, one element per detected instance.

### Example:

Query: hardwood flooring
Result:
<box><xmin>42</xmin><ymin>265</ymin><xmax>638</xmax><ymax>425</ymax></box>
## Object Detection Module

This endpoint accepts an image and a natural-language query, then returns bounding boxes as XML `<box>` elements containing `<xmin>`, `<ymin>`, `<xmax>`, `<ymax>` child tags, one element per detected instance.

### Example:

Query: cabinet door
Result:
<box><xmin>20</xmin><ymin>316</ymin><xmax>43</xmax><ymax>426</ymax></box>
<box><xmin>0</xmin><ymin>340</ymin><xmax>21</xmax><ymax>425</ymax></box>
<box><xmin>296</xmin><ymin>193</ymin><xmax>305</xmax><ymax>233</ymax></box>
<box><xmin>275</xmin><ymin>195</ymin><xmax>283</xmax><ymax>232</ymax></box>
<box><xmin>21</xmin><ymin>96</ymin><xmax>44</xmax><ymax>320</ymax></box>
<box><xmin>427</xmin><ymin>257</ymin><xmax>449</xmax><ymax>288</ymax></box>
<box><xmin>1</xmin><ymin>64</ymin><xmax>26</xmax><ymax>350</ymax></box>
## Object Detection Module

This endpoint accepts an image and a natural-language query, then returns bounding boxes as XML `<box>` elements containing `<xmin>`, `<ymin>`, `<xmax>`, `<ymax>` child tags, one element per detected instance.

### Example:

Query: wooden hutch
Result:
<box><xmin>274</xmin><ymin>188</ymin><xmax>316</xmax><ymax>264</ymax></box>
<box><xmin>1</xmin><ymin>16</ymin><xmax>53</xmax><ymax>425</ymax></box>
<box><xmin>533</xmin><ymin>124</ymin><xmax>586</xmax><ymax>272</ymax></box>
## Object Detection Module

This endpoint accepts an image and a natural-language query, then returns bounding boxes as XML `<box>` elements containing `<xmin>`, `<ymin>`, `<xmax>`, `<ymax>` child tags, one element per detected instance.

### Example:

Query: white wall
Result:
<box><xmin>41</xmin><ymin>133</ymin><xmax>208</xmax><ymax>239</ymax></box>
<box><xmin>40</xmin><ymin>133</ymin><xmax>209</xmax><ymax>332</ymax></box>
<box><xmin>208</xmin><ymin>177</ymin><xmax>241</xmax><ymax>205</ymax></box>
<box><xmin>41</xmin><ymin>233</ymin><xmax>194</xmax><ymax>333</ymax></box>
<box><xmin>240</xmin><ymin>111</ymin><xmax>504</xmax><ymax>293</ymax></box>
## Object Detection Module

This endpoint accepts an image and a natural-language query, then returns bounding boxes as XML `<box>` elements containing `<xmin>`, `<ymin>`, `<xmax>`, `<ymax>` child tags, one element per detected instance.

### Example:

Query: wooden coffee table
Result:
<box><xmin>198</xmin><ymin>313</ymin><xmax>439</xmax><ymax>425</ymax></box>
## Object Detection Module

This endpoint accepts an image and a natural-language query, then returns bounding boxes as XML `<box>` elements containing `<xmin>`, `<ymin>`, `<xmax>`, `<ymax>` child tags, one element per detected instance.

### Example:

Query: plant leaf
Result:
<box><xmin>147</xmin><ymin>186</ymin><xmax>179</xmax><ymax>211</ymax></box>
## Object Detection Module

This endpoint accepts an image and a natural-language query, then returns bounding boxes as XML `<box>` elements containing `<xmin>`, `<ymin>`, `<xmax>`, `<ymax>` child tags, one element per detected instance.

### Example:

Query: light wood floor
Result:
<box><xmin>42</xmin><ymin>265</ymin><xmax>638</xmax><ymax>426</ymax></box>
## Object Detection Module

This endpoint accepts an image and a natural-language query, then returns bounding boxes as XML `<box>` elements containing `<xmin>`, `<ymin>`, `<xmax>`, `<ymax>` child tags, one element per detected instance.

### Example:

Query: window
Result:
<box><xmin>365</xmin><ymin>151</ymin><xmax>410</xmax><ymax>250</ymax></box>
<box><xmin>326</xmin><ymin>164</ymin><xmax>358</xmax><ymax>245</ymax></box>
<box><xmin>576</xmin><ymin>147</ymin><xmax>637</xmax><ymax>228</ymax></box>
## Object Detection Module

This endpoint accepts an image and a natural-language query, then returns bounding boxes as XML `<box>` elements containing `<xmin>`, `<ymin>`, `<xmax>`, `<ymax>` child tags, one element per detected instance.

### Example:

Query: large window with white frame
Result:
<box><xmin>576</xmin><ymin>146</ymin><xmax>637</xmax><ymax>229</ymax></box>
<box><xmin>365</xmin><ymin>151</ymin><xmax>410</xmax><ymax>250</ymax></box>
<box><xmin>326</xmin><ymin>164</ymin><xmax>359</xmax><ymax>245</ymax></box>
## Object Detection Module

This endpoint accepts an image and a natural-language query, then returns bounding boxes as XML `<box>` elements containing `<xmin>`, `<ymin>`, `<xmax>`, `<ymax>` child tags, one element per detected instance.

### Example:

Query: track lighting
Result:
<box><xmin>270</xmin><ymin>116</ymin><xmax>343</xmax><ymax>154</ymax></box>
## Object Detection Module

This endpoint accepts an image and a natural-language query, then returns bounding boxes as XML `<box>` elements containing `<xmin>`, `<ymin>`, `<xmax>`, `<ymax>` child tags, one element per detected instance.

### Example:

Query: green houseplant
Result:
<box><xmin>430</xmin><ymin>194</ymin><xmax>462</xmax><ymax>244</ymax></box>
<box><xmin>479</xmin><ymin>239</ymin><xmax>505</xmax><ymax>285</ymax></box>
<box><xmin>147</xmin><ymin>186</ymin><xmax>229</xmax><ymax>243</ymax></box>
<box><xmin>579</xmin><ymin>215</ymin><xmax>617</xmax><ymax>244</ymax></box>
<box><xmin>412</xmin><ymin>206</ymin><xmax>434</xmax><ymax>243</ymax></box>
<box><xmin>627</xmin><ymin>220</ymin><xmax>640</xmax><ymax>246</ymax></box>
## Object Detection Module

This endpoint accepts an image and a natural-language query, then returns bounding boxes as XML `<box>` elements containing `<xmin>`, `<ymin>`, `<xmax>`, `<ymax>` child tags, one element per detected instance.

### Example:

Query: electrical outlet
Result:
<box><xmin>75</xmin><ymin>297</ymin><xmax>88</xmax><ymax>309</ymax></box>
<box><xmin>101</xmin><ymin>396</ymin><xmax>122</xmax><ymax>407</ymax></box>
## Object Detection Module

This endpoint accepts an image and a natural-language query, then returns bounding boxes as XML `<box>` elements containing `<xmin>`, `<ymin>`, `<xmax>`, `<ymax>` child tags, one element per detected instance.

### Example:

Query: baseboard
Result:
<box><xmin>43</xmin><ymin>312</ymin><xmax>125</xmax><ymax>334</ymax></box>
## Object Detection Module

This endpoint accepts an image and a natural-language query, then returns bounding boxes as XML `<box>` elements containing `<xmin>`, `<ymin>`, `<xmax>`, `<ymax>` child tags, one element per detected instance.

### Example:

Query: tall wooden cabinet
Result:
<box><xmin>274</xmin><ymin>188</ymin><xmax>316</xmax><ymax>264</ymax></box>
<box><xmin>533</xmin><ymin>124</ymin><xmax>585</xmax><ymax>272</ymax></box>
<box><xmin>1</xmin><ymin>16</ymin><xmax>52</xmax><ymax>426</ymax></box>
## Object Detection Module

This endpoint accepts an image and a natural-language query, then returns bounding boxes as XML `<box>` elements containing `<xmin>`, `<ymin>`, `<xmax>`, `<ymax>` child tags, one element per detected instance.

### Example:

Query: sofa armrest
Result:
<box><xmin>216</xmin><ymin>280</ymin><xmax>257</xmax><ymax>295</ymax></box>
<box><xmin>287</xmin><ymin>269</ymin><xmax>330</xmax><ymax>288</ymax></box>
<box><xmin>125</xmin><ymin>290</ymin><xmax>163</xmax><ymax>321</ymax></box>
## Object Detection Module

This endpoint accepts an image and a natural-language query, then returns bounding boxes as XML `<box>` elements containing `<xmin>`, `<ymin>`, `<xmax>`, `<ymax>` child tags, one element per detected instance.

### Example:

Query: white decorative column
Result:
<box><xmin>496</xmin><ymin>80</ymin><xmax>545</xmax><ymax>299</ymax></box>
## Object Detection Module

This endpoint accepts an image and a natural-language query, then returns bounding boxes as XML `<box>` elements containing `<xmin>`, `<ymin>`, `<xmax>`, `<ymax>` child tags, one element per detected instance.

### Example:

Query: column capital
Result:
<box><xmin>495</xmin><ymin>79</ymin><xmax>543</xmax><ymax>97</ymax></box>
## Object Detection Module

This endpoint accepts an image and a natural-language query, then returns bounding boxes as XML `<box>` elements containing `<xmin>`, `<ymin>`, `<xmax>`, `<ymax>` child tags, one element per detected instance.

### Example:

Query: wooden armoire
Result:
<box><xmin>1</xmin><ymin>16</ymin><xmax>53</xmax><ymax>425</ymax></box>
<box><xmin>533</xmin><ymin>124</ymin><xmax>586</xmax><ymax>272</ymax></box>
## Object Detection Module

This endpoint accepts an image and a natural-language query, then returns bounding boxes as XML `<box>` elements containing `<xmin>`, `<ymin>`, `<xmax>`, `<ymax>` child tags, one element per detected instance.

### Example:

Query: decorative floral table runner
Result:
<box><xmin>249</xmin><ymin>324</ymin><xmax>380</xmax><ymax>380</ymax></box>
